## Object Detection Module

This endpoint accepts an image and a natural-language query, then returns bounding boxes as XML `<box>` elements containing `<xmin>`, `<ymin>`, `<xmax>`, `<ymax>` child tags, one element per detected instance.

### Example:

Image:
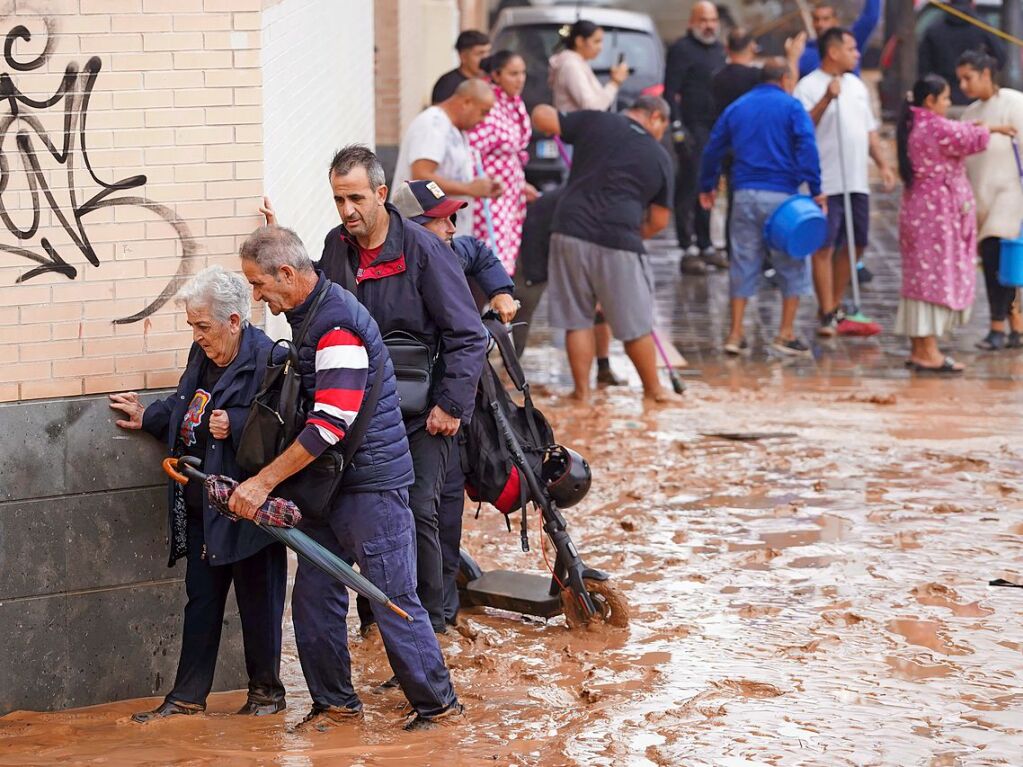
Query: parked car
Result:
<box><xmin>491</xmin><ymin>6</ymin><xmax>665</xmax><ymax>189</ymax></box>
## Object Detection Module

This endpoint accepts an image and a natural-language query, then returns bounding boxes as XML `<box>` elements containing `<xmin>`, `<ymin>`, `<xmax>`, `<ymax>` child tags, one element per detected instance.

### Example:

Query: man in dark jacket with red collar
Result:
<box><xmin>318</xmin><ymin>145</ymin><xmax>487</xmax><ymax>634</ymax></box>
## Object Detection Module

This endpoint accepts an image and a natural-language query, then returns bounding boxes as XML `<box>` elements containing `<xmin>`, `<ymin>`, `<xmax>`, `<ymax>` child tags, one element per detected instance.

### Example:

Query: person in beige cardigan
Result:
<box><xmin>958</xmin><ymin>49</ymin><xmax>1023</xmax><ymax>350</ymax></box>
<box><xmin>548</xmin><ymin>19</ymin><xmax>629</xmax><ymax>113</ymax></box>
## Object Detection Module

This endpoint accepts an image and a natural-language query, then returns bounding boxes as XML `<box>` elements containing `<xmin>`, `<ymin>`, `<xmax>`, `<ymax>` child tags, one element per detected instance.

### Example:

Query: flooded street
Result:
<box><xmin>4</xmin><ymin>183</ymin><xmax>1023</xmax><ymax>766</ymax></box>
<box><xmin>3</xmin><ymin>365</ymin><xmax>1022</xmax><ymax>766</ymax></box>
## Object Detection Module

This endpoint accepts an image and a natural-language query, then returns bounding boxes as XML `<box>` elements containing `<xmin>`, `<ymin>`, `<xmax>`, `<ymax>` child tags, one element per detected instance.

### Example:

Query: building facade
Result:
<box><xmin>0</xmin><ymin>0</ymin><xmax>380</xmax><ymax>714</ymax></box>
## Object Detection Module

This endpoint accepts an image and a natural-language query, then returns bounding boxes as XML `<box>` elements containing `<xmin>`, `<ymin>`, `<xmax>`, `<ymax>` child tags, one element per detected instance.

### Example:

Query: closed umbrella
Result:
<box><xmin>162</xmin><ymin>456</ymin><xmax>412</xmax><ymax>622</ymax></box>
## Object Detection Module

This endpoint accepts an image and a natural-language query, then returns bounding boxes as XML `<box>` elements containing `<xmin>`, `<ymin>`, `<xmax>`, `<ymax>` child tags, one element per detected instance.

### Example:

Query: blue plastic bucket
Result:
<box><xmin>999</xmin><ymin>237</ymin><xmax>1023</xmax><ymax>287</ymax></box>
<box><xmin>763</xmin><ymin>194</ymin><xmax>827</xmax><ymax>260</ymax></box>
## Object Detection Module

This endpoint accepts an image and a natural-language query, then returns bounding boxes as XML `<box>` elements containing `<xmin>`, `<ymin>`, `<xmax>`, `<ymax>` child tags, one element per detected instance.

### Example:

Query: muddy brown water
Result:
<box><xmin>2</xmin><ymin>367</ymin><xmax>1022</xmax><ymax>766</ymax></box>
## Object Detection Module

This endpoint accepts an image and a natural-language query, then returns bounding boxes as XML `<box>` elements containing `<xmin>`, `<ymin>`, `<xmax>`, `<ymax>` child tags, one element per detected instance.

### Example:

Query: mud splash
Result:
<box><xmin>2</xmin><ymin>364</ymin><xmax>1022</xmax><ymax>766</ymax></box>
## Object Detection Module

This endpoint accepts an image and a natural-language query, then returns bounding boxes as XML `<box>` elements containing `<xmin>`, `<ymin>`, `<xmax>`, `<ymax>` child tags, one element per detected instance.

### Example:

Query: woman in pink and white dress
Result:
<box><xmin>468</xmin><ymin>50</ymin><xmax>538</xmax><ymax>275</ymax></box>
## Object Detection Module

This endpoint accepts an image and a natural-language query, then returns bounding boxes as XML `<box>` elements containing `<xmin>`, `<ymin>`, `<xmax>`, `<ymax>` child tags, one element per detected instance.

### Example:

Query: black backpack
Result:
<box><xmin>462</xmin><ymin>317</ymin><xmax>554</xmax><ymax>551</ymax></box>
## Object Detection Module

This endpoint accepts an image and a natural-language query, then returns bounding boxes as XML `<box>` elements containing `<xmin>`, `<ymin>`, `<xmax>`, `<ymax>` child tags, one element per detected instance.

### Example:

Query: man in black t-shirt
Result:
<box><xmin>712</xmin><ymin>28</ymin><xmax>762</xmax><ymax>262</ymax></box>
<box><xmin>531</xmin><ymin>96</ymin><xmax>679</xmax><ymax>404</ymax></box>
<box><xmin>664</xmin><ymin>1</ymin><xmax>726</xmax><ymax>274</ymax></box>
<box><xmin>430</xmin><ymin>30</ymin><xmax>490</xmax><ymax>105</ymax></box>
<box><xmin>713</xmin><ymin>28</ymin><xmax>762</xmax><ymax>119</ymax></box>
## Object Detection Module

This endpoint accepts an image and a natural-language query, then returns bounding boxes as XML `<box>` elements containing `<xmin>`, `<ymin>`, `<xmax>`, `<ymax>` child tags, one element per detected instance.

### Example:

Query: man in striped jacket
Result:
<box><xmin>231</xmin><ymin>226</ymin><xmax>461</xmax><ymax>732</ymax></box>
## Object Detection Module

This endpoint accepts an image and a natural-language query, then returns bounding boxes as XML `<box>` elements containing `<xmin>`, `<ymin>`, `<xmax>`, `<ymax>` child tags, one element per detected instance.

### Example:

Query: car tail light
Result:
<box><xmin>641</xmin><ymin>83</ymin><xmax>665</xmax><ymax>97</ymax></box>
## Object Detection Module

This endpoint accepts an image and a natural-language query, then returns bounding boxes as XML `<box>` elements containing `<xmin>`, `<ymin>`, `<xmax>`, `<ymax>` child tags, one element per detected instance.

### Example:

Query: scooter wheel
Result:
<box><xmin>561</xmin><ymin>578</ymin><xmax>630</xmax><ymax>629</ymax></box>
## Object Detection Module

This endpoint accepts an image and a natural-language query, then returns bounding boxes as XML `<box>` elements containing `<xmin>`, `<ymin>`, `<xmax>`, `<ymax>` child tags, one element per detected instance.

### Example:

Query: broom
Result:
<box><xmin>833</xmin><ymin>92</ymin><xmax>877</xmax><ymax>329</ymax></box>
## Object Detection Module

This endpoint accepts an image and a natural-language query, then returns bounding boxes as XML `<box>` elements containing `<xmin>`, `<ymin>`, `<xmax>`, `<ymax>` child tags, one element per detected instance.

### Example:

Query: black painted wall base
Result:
<box><xmin>0</xmin><ymin>393</ymin><xmax>246</xmax><ymax>714</ymax></box>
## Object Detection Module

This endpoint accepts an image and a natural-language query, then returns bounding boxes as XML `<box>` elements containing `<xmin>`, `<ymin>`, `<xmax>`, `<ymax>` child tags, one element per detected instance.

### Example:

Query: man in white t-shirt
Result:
<box><xmin>794</xmin><ymin>27</ymin><xmax>894</xmax><ymax>337</ymax></box>
<box><xmin>391</xmin><ymin>79</ymin><xmax>502</xmax><ymax>237</ymax></box>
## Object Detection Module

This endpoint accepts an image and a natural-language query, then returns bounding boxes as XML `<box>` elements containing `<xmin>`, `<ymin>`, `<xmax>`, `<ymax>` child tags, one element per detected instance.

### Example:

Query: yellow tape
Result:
<box><xmin>931</xmin><ymin>0</ymin><xmax>1023</xmax><ymax>49</ymax></box>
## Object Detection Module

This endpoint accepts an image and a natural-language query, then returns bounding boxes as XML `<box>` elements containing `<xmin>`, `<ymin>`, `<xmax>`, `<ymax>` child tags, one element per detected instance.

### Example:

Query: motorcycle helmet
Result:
<box><xmin>542</xmin><ymin>445</ymin><xmax>591</xmax><ymax>508</ymax></box>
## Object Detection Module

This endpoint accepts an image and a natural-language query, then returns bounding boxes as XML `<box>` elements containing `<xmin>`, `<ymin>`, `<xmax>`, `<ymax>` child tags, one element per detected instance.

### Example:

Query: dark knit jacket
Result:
<box><xmin>284</xmin><ymin>272</ymin><xmax>414</xmax><ymax>492</ymax></box>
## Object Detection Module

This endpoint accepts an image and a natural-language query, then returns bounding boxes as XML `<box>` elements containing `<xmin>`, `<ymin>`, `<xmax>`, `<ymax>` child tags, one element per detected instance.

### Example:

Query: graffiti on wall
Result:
<box><xmin>0</xmin><ymin>18</ymin><xmax>199</xmax><ymax>324</ymax></box>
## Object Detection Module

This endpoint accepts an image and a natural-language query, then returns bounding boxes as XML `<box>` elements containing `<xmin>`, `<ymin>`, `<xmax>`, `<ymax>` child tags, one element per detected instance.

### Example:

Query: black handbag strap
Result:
<box><xmin>482</xmin><ymin>317</ymin><xmax>544</xmax><ymax>449</ymax></box>
<box><xmin>483</xmin><ymin>317</ymin><xmax>526</xmax><ymax>391</ymax></box>
<box><xmin>336</xmin><ymin>244</ymin><xmax>358</xmax><ymax>293</ymax></box>
<box><xmin>294</xmin><ymin>281</ymin><xmax>330</xmax><ymax>350</ymax></box>
<box><xmin>341</xmin><ymin>357</ymin><xmax>386</xmax><ymax>466</ymax></box>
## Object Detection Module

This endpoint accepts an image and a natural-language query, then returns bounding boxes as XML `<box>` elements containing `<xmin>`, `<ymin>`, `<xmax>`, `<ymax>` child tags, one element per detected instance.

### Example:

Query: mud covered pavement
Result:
<box><xmin>2</xmin><ymin>365</ymin><xmax>1022</xmax><ymax>766</ymax></box>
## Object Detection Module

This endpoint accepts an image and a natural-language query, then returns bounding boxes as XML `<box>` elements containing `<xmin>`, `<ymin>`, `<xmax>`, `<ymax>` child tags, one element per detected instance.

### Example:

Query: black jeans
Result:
<box><xmin>167</xmin><ymin>516</ymin><xmax>287</xmax><ymax>707</ymax></box>
<box><xmin>980</xmin><ymin>237</ymin><xmax>1017</xmax><ymax>323</ymax></box>
<box><xmin>674</xmin><ymin>125</ymin><xmax>712</xmax><ymax>251</ymax></box>
<box><xmin>437</xmin><ymin>448</ymin><xmax>467</xmax><ymax>624</ymax></box>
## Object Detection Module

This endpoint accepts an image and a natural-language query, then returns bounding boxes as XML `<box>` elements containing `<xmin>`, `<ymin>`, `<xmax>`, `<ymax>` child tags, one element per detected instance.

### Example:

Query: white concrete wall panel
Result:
<box><xmin>262</xmin><ymin>0</ymin><xmax>375</xmax><ymax>260</ymax></box>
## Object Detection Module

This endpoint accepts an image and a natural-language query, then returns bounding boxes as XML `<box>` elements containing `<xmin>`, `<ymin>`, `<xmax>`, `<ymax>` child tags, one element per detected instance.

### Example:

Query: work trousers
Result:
<box><xmin>980</xmin><ymin>237</ymin><xmax>1018</xmax><ymax>322</ymax></box>
<box><xmin>292</xmin><ymin>488</ymin><xmax>457</xmax><ymax>717</ymax></box>
<box><xmin>167</xmin><ymin>516</ymin><xmax>286</xmax><ymax>708</ymax></box>
<box><xmin>675</xmin><ymin>124</ymin><xmax>712</xmax><ymax>251</ymax></box>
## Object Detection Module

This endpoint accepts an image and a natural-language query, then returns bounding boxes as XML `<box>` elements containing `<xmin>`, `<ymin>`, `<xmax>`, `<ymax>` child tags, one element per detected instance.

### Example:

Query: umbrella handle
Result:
<box><xmin>161</xmin><ymin>455</ymin><xmax>207</xmax><ymax>485</ymax></box>
<box><xmin>162</xmin><ymin>457</ymin><xmax>190</xmax><ymax>485</ymax></box>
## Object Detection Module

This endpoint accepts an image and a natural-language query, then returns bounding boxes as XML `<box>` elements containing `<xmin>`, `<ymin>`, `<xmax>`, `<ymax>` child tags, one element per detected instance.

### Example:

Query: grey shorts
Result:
<box><xmin>547</xmin><ymin>233</ymin><xmax>655</xmax><ymax>341</ymax></box>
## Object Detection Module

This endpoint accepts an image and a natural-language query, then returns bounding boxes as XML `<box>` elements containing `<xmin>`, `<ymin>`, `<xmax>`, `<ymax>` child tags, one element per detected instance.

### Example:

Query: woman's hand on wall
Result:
<box><xmin>109</xmin><ymin>392</ymin><xmax>144</xmax><ymax>430</ymax></box>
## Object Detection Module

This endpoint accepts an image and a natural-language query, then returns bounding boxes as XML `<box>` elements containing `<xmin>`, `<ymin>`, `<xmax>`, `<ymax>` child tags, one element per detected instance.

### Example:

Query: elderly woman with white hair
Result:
<box><xmin>109</xmin><ymin>266</ymin><xmax>287</xmax><ymax>723</ymax></box>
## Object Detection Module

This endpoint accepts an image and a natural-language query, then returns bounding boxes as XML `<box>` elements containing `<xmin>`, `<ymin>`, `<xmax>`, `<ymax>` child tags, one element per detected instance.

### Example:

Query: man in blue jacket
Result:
<box><xmin>231</xmin><ymin>226</ymin><xmax>461</xmax><ymax>731</ymax></box>
<box><xmin>798</xmin><ymin>0</ymin><xmax>880</xmax><ymax>78</ymax></box>
<box><xmin>700</xmin><ymin>58</ymin><xmax>824</xmax><ymax>358</ymax></box>
<box><xmin>390</xmin><ymin>179</ymin><xmax>517</xmax><ymax>323</ymax></box>
<box><xmin>317</xmin><ymin>146</ymin><xmax>487</xmax><ymax>635</ymax></box>
<box><xmin>391</xmin><ymin>178</ymin><xmax>516</xmax><ymax>627</ymax></box>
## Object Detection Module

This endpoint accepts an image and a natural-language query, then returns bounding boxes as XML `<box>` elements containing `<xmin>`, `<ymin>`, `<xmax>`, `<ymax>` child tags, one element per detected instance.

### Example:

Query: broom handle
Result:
<box><xmin>1013</xmin><ymin>139</ymin><xmax>1023</xmax><ymax>238</ymax></box>
<box><xmin>474</xmin><ymin>152</ymin><xmax>501</xmax><ymax>261</ymax></box>
<box><xmin>833</xmin><ymin>91</ymin><xmax>861</xmax><ymax>313</ymax></box>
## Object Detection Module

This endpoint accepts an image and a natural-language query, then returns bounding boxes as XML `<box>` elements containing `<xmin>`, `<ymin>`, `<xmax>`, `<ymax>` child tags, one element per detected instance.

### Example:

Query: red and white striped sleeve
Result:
<box><xmin>296</xmin><ymin>327</ymin><xmax>369</xmax><ymax>457</ymax></box>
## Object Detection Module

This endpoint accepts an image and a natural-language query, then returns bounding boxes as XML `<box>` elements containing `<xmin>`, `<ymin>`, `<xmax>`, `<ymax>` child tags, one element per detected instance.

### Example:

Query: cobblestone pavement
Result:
<box><xmin>522</xmin><ymin>185</ymin><xmax>1023</xmax><ymax>387</ymax></box>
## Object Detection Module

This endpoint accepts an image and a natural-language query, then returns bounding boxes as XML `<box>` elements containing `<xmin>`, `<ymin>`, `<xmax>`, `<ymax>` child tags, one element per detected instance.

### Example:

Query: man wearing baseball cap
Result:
<box><xmin>392</xmin><ymin>179</ymin><xmax>517</xmax><ymax>323</ymax></box>
<box><xmin>392</xmin><ymin>179</ymin><xmax>517</xmax><ymax>628</ymax></box>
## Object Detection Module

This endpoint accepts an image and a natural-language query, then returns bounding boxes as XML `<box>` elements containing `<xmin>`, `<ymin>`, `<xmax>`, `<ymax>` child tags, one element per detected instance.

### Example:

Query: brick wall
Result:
<box><xmin>0</xmin><ymin>0</ymin><xmax>266</xmax><ymax>404</ymax></box>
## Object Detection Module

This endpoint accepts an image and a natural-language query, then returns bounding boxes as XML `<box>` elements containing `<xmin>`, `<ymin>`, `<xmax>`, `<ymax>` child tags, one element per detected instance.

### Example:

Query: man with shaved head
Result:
<box><xmin>391</xmin><ymin>78</ymin><xmax>503</xmax><ymax>237</ymax></box>
<box><xmin>665</xmin><ymin>1</ymin><xmax>727</xmax><ymax>276</ymax></box>
<box><xmin>798</xmin><ymin>0</ymin><xmax>880</xmax><ymax>78</ymax></box>
<box><xmin>700</xmin><ymin>58</ymin><xmax>823</xmax><ymax>357</ymax></box>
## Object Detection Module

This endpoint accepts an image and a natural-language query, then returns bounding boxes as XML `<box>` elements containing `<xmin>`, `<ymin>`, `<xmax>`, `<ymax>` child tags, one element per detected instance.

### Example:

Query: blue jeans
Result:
<box><xmin>730</xmin><ymin>189</ymin><xmax>812</xmax><ymax>299</ymax></box>
<box><xmin>292</xmin><ymin>488</ymin><xmax>457</xmax><ymax>717</ymax></box>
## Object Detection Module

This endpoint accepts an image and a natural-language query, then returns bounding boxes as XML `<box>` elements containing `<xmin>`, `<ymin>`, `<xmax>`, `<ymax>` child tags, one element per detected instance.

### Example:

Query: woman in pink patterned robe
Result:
<box><xmin>468</xmin><ymin>51</ymin><xmax>537</xmax><ymax>275</ymax></box>
<box><xmin>895</xmin><ymin>75</ymin><xmax>1010</xmax><ymax>372</ymax></box>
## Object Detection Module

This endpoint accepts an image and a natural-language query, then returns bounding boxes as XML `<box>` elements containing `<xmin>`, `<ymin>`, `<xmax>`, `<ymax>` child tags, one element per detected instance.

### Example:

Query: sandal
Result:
<box><xmin>723</xmin><ymin>337</ymin><xmax>749</xmax><ymax>356</ymax></box>
<box><xmin>976</xmin><ymin>330</ymin><xmax>1007</xmax><ymax>351</ymax></box>
<box><xmin>911</xmin><ymin>356</ymin><xmax>964</xmax><ymax>374</ymax></box>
